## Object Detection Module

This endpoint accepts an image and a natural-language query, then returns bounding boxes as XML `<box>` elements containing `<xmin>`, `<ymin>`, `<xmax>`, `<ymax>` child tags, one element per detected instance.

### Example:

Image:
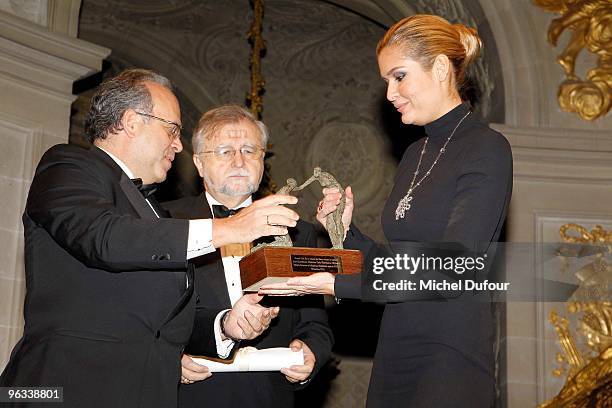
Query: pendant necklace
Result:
<box><xmin>395</xmin><ymin>110</ymin><xmax>471</xmax><ymax>220</ymax></box>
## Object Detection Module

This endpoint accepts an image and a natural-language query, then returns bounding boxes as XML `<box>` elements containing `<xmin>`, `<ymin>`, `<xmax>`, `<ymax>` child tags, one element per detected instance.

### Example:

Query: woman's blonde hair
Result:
<box><xmin>377</xmin><ymin>14</ymin><xmax>482</xmax><ymax>90</ymax></box>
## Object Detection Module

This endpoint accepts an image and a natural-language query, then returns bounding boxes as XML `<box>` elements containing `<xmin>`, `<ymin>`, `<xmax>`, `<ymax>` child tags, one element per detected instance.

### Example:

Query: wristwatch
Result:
<box><xmin>220</xmin><ymin>310</ymin><xmax>239</xmax><ymax>341</ymax></box>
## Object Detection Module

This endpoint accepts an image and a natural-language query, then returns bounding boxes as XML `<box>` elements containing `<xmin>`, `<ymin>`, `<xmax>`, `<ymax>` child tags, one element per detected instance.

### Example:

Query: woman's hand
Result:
<box><xmin>258</xmin><ymin>272</ymin><xmax>336</xmax><ymax>296</ymax></box>
<box><xmin>316</xmin><ymin>186</ymin><xmax>354</xmax><ymax>235</ymax></box>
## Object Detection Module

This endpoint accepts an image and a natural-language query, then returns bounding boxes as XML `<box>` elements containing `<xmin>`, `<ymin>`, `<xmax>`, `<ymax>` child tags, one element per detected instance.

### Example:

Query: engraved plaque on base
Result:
<box><xmin>239</xmin><ymin>247</ymin><xmax>362</xmax><ymax>292</ymax></box>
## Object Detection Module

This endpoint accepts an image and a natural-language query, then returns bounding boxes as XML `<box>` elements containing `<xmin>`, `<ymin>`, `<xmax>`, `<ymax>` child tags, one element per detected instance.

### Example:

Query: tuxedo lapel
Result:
<box><xmin>156</xmin><ymin>193</ymin><xmax>193</xmax><ymax>323</ymax></box>
<box><xmin>190</xmin><ymin>253</ymin><xmax>232</xmax><ymax>308</ymax></box>
<box><xmin>88</xmin><ymin>146</ymin><xmax>158</xmax><ymax>220</ymax></box>
<box><xmin>164</xmin><ymin>192</ymin><xmax>251</xmax><ymax>309</ymax></box>
<box><xmin>89</xmin><ymin>148</ymin><xmax>189</xmax><ymax>322</ymax></box>
<box><xmin>147</xmin><ymin>195</ymin><xmax>171</xmax><ymax>218</ymax></box>
<box><xmin>119</xmin><ymin>175</ymin><xmax>159</xmax><ymax>219</ymax></box>
<box><xmin>162</xmin><ymin>264</ymin><xmax>194</xmax><ymax>326</ymax></box>
<box><xmin>197</xmin><ymin>194</ymin><xmax>234</xmax><ymax>308</ymax></box>
<box><xmin>196</xmin><ymin>193</ymin><xmax>213</xmax><ymax>218</ymax></box>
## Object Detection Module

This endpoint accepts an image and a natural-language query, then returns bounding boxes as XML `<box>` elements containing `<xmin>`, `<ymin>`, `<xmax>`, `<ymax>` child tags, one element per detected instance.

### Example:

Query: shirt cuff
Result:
<box><xmin>187</xmin><ymin>219</ymin><xmax>215</xmax><ymax>259</ymax></box>
<box><xmin>214</xmin><ymin>309</ymin><xmax>235</xmax><ymax>358</ymax></box>
<box><xmin>335</xmin><ymin>273</ymin><xmax>361</xmax><ymax>300</ymax></box>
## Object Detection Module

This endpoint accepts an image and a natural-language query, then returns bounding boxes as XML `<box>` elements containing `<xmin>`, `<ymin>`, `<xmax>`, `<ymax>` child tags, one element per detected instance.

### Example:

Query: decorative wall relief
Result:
<box><xmin>534</xmin><ymin>0</ymin><xmax>611</xmax><ymax>121</ymax></box>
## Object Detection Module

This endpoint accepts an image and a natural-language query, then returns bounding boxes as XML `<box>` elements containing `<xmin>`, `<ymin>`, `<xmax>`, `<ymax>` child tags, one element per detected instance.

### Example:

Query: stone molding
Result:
<box><xmin>47</xmin><ymin>0</ymin><xmax>81</xmax><ymax>37</ymax></box>
<box><xmin>494</xmin><ymin>123</ymin><xmax>612</xmax><ymax>184</ymax></box>
<box><xmin>0</xmin><ymin>9</ymin><xmax>109</xmax><ymax>95</ymax></box>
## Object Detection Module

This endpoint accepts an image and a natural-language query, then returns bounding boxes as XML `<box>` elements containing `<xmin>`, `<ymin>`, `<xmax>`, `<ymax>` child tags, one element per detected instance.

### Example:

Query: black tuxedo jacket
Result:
<box><xmin>163</xmin><ymin>194</ymin><xmax>334</xmax><ymax>408</ymax></box>
<box><xmin>0</xmin><ymin>144</ymin><xmax>221</xmax><ymax>408</ymax></box>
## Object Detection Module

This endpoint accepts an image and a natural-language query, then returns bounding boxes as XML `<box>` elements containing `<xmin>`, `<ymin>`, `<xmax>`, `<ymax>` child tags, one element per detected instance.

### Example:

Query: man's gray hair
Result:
<box><xmin>192</xmin><ymin>105</ymin><xmax>269</xmax><ymax>154</ymax></box>
<box><xmin>84</xmin><ymin>69</ymin><xmax>173</xmax><ymax>143</ymax></box>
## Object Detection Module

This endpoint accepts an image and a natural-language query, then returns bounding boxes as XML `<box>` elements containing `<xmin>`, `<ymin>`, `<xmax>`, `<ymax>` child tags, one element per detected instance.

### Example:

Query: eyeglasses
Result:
<box><xmin>198</xmin><ymin>145</ymin><xmax>265</xmax><ymax>162</ymax></box>
<box><xmin>135</xmin><ymin>111</ymin><xmax>182</xmax><ymax>141</ymax></box>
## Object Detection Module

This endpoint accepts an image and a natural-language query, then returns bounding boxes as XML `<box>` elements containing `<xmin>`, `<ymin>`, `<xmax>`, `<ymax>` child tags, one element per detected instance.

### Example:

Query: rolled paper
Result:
<box><xmin>191</xmin><ymin>347</ymin><xmax>304</xmax><ymax>372</ymax></box>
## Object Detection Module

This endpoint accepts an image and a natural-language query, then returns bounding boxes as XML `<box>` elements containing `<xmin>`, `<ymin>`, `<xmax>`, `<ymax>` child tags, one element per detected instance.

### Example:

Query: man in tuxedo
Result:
<box><xmin>0</xmin><ymin>70</ymin><xmax>299</xmax><ymax>407</ymax></box>
<box><xmin>164</xmin><ymin>105</ymin><xmax>334</xmax><ymax>408</ymax></box>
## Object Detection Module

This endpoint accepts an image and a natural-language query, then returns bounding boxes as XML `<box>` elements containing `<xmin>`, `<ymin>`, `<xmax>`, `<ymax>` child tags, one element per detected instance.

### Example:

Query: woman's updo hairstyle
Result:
<box><xmin>377</xmin><ymin>14</ymin><xmax>482</xmax><ymax>91</ymax></box>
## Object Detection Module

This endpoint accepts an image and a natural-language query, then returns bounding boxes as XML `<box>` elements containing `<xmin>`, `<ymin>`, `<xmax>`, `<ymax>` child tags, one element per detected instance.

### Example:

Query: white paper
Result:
<box><xmin>192</xmin><ymin>347</ymin><xmax>304</xmax><ymax>372</ymax></box>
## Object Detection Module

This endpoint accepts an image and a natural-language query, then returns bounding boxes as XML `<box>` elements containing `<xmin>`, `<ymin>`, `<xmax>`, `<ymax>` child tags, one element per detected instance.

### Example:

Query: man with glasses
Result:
<box><xmin>0</xmin><ymin>71</ymin><xmax>297</xmax><ymax>408</ymax></box>
<box><xmin>164</xmin><ymin>105</ymin><xmax>333</xmax><ymax>408</ymax></box>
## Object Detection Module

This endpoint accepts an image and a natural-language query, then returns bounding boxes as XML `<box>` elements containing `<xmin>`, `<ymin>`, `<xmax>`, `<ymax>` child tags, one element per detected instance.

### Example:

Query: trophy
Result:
<box><xmin>239</xmin><ymin>167</ymin><xmax>362</xmax><ymax>291</ymax></box>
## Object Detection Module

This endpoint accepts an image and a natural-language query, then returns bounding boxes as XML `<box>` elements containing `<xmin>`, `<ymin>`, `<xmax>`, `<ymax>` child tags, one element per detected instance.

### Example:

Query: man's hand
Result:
<box><xmin>316</xmin><ymin>186</ymin><xmax>354</xmax><ymax>235</ymax></box>
<box><xmin>222</xmin><ymin>294</ymin><xmax>280</xmax><ymax>341</ymax></box>
<box><xmin>259</xmin><ymin>272</ymin><xmax>336</xmax><ymax>296</ymax></box>
<box><xmin>212</xmin><ymin>195</ymin><xmax>299</xmax><ymax>248</ymax></box>
<box><xmin>281</xmin><ymin>339</ymin><xmax>316</xmax><ymax>383</ymax></box>
<box><xmin>180</xmin><ymin>354</ymin><xmax>211</xmax><ymax>385</ymax></box>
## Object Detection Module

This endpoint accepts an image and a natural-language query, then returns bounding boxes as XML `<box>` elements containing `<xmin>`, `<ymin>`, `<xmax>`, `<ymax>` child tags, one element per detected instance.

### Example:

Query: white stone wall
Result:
<box><xmin>0</xmin><ymin>8</ymin><xmax>108</xmax><ymax>370</ymax></box>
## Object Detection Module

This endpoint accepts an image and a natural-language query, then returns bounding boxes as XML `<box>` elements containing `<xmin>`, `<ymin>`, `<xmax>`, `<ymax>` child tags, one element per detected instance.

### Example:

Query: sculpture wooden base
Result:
<box><xmin>239</xmin><ymin>247</ymin><xmax>362</xmax><ymax>292</ymax></box>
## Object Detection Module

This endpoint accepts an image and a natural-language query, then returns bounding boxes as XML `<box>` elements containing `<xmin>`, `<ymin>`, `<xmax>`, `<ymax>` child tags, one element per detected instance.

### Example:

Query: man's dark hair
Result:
<box><xmin>84</xmin><ymin>69</ymin><xmax>173</xmax><ymax>143</ymax></box>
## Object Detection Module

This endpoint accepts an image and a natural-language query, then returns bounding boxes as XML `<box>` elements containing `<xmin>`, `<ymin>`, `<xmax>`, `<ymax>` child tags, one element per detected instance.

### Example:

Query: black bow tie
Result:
<box><xmin>131</xmin><ymin>178</ymin><xmax>158</xmax><ymax>199</ymax></box>
<box><xmin>212</xmin><ymin>204</ymin><xmax>241</xmax><ymax>219</ymax></box>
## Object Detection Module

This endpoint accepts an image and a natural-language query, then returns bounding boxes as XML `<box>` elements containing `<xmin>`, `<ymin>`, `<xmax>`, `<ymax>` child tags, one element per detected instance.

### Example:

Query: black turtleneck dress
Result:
<box><xmin>335</xmin><ymin>103</ymin><xmax>513</xmax><ymax>407</ymax></box>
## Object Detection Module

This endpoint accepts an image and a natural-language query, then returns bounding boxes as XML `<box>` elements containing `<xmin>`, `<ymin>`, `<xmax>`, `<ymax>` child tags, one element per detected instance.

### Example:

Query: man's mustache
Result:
<box><xmin>226</xmin><ymin>170</ymin><xmax>251</xmax><ymax>177</ymax></box>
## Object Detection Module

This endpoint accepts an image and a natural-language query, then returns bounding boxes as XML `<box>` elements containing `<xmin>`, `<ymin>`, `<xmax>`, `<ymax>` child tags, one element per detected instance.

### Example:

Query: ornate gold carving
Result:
<box><xmin>560</xmin><ymin>224</ymin><xmax>612</xmax><ymax>244</ymax></box>
<box><xmin>533</xmin><ymin>0</ymin><xmax>611</xmax><ymax>120</ymax></box>
<box><xmin>539</xmin><ymin>224</ymin><xmax>611</xmax><ymax>407</ymax></box>
<box><xmin>246</xmin><ymin>0</ymin><xmax>276</xmax><ymax>195</ymax></box>
<box><xmin>541</xmin><ymin>347</ymin><xmax>612</xmax><ymax>407</ymax></box>
<box><xmin>246</xmin><ymin>0</ymin><xmax>266</xmax><ymax>119</ymax></box>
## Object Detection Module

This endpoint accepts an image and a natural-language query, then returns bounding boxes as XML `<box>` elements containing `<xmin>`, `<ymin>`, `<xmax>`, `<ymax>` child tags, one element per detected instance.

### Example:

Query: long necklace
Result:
<box><xmin>395</xmin><ymin>111</ymin><xmax>471</xmax><ymax>220</ymax></box>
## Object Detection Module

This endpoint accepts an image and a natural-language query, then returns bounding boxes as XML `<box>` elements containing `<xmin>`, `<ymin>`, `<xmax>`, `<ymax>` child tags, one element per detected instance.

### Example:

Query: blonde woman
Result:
<box><xmin>262</xmin><ymin>14</ymin><xmax>512</xmax><ymax>407</ymax></box>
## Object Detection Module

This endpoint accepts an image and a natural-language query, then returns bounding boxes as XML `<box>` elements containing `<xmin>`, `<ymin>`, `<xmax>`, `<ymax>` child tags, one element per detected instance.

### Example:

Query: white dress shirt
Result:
<box><xmin>206</xmin><ymin>192</ymin><xmax>253</xmax><ymax>357</ymax></box>
<box><xmin>205</xmin><ymin>192</ymin><xmax>252</xmax><ymax>305</ymax></box>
